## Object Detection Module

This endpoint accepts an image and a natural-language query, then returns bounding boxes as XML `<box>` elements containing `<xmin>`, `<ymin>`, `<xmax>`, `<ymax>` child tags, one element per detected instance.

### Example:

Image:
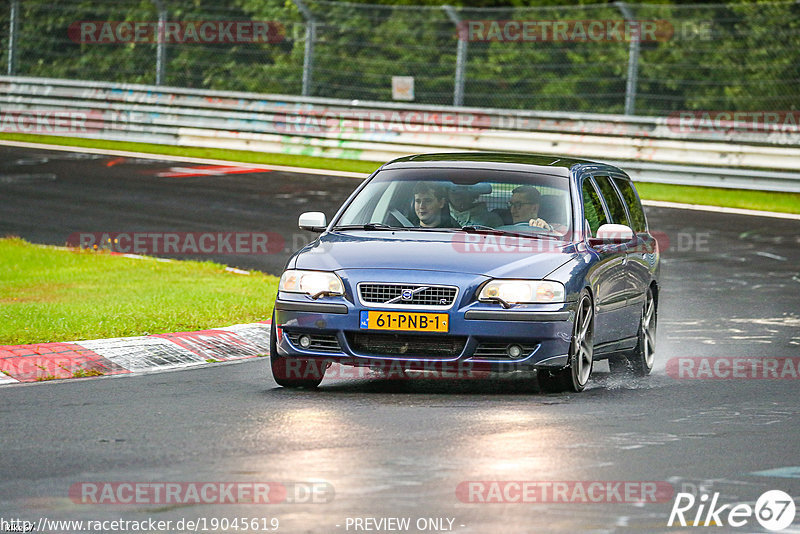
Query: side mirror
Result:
<box><xmin>299</xmin><ymin>212</ymin><xmax>327</xmax><ymax>232</ymax></box>
<box><xmin>588</xmin><ymin>223</ymin><xmax>634</xmax><ymax>247</ymax></box>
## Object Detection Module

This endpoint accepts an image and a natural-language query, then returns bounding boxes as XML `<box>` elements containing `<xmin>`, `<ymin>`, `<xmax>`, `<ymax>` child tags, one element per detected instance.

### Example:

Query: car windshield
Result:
<box><xmin>334</xmin><ymin>167</ymin><xmax>572</xmax><ymax>238</ymax></box>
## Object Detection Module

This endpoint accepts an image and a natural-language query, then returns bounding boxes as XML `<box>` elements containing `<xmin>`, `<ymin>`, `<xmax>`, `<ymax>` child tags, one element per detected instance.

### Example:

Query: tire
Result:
<box><xmin>269</xmin><ymin>313</ymin><xmax>326</xmax><ymax>389</ymax></box>
<box><xmin>538</xmin><ymin>291</ymin><xmax>594</xmax><ymax>393</ymax></box>
<box><xmin>629</xmin><ymin>287</ymin><xmax>656</xmax><ymax>375</ymax></box>
<box><xmin>609</xmin><ymin>287</ymin><xmax>656</xmax><ymax>376</ymax></box>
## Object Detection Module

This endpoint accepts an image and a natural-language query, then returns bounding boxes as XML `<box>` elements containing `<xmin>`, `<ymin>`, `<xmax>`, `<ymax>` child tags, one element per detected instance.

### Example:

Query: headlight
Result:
<box><xmin>279</xmin><ymin>269</ymin><xmax>344</xmax><ymax>297</ymax></box>
<box><xmin>478</xmin><ymin>279</ymin><xmax>565</xmax><ymax>304</ymax></box>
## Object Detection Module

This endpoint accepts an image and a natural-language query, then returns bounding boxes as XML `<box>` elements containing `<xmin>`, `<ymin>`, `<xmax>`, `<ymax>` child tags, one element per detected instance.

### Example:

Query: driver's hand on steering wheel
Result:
<box><xmin>529</xmin><ymin>218</ymin><xmax>553</xmax><ymax>231</ymax></box>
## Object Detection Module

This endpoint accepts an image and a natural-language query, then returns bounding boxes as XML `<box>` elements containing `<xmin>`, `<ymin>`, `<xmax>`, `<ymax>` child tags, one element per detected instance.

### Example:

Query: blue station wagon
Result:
<box><xmin>271</xmin><ymin>153</ymin><xmax>660</xmax><ymax>392</ymax></box>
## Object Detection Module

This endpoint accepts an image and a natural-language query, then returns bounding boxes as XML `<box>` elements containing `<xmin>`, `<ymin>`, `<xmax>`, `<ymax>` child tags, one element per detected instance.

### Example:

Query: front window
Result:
<box><xmin>335</xmin><ymin>168</ymin><xmax>572</xmax><ymax>237</ymax></box>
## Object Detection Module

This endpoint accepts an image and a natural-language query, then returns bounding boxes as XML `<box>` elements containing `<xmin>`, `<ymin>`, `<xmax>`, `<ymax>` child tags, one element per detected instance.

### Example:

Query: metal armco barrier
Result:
<box><xmin>2</xmin><ymin>77</ymin><xmax>800</xmax><ymax>192</ymax></box>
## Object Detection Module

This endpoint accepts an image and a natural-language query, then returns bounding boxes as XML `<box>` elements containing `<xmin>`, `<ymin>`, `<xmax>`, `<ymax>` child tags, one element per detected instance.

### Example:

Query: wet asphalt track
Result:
<box><xmin>0</xmin><ymin>145</ymin><xmax>799</xmax><ymax>533</ymax></box>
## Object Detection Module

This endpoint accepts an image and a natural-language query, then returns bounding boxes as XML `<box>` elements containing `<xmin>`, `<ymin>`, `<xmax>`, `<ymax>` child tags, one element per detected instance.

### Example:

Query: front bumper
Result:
<box><xmin>273</xmin><ymin>294</ymin><xmax>576</xmax><ymax>372</ymax></box>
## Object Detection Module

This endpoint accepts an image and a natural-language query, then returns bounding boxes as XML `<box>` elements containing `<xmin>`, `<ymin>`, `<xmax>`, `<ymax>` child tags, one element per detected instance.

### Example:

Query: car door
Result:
<box><xmin>611</xmin><ymin>176</ymin><xmax>654</xmax><ymax>307</ymax></box>
<box><xmin>581</xmin><ymin>176</ymin><xmax>629</xmax><ymax>345</ymax></box>
<box><xmin>591</xmin><ymin>174</ymin><xmax>640</xmax><ymax>341</ymax></box>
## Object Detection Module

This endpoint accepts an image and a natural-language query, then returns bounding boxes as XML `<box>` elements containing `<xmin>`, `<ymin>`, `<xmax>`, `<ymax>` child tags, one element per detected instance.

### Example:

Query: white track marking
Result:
<box><xmin>0</xmin><ymin>373</ymin><xmax>19</xmax><ymax>384</ymax></box>
<box><xmin>0</xmin><ymin>139</ymin><xmax>371</xmax><ymax>178</ymax></box>
<box><xmin>3</xmin><ymin>139</ymin><xmax>797</xmax><ymax>220</ymax></box>
<box><xmin>642</xmin><ymin>200</ymin><xmax>800</xmax><ymax>220</ymax></box>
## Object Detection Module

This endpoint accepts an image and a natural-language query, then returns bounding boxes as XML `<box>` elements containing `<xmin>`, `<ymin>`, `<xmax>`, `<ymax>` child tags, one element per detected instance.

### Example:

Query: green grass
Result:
<box><xmin>0</xmin><ymin>132</ymin><xmax>382</xmax><ymax>174</ymax></box>
<box><xmin>0</xmin><ymin>237</ymin><xmax>278</xmax><ymax>345</ymax></box>
<box><xmin>636</xmin><ymin>183</ymin><xmax>800</xmax><ymax>214</ymax></box>
<box><xmin>72</xmin><ymin>368</ymin><xmax>105</xmax><ymax>378</ymax></box>
<box><xmin>2</xmin><ymin>133</ymin><xmax>799</xmax><ymax>213</ymax></box>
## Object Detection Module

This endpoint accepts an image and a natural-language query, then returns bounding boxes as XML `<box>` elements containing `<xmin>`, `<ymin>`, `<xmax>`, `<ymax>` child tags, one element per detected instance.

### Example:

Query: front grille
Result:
<box><xmin>471</xmin><ymin>342</ymin><xmax>538</xmax><ymax>360</ymax></box>
<box><xmin>358</xmin><ymin>283</ymin><xmax>458</xmax><ymax>308</ymax></box>
<box><xmin>286</xmin><ymin>332</ymin><xmax>342</xmax><ymax>353</ymax></box>
<box><xmin>347</xmin><ymin>332</ymin><xmax>467</xmax><ymax>358</ymax></box>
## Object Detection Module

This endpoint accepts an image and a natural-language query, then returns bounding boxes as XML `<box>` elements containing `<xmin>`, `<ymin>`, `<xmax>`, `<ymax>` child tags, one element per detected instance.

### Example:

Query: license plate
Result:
<box><xmin>359</xmin><ymin>311</ymin><xmax>449</xmax><ymax>333</ymax></box>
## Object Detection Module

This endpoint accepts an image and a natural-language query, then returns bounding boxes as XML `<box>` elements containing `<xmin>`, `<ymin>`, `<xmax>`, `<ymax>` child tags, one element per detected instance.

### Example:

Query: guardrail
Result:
<box><xmin>2</xmin><ymin>77</ymin><xmax>800</xmax><ymax>192</ymax></box>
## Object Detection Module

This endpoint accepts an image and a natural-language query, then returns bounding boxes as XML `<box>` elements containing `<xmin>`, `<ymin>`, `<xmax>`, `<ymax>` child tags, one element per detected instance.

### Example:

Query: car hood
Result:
<box><xmin>292</xmin><ymin>230</ymin><xmax>575</xmax><ymax>278</ymax></box>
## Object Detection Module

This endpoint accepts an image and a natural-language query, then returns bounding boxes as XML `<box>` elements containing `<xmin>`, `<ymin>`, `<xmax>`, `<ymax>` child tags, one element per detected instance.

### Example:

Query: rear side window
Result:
<box><xmin>612</xmin><ymin>178</ymin><xmax>647</xmax><ymax>233</ymax></box>
<box><xmin>595</xmin><ymin>175</ymin><xmax>630</xmax><ymax>227</ymax></box>
<box><xmin>581</xmin><ymin>179</ymin><xmax>609</xmax><ymax>236</ymax></box>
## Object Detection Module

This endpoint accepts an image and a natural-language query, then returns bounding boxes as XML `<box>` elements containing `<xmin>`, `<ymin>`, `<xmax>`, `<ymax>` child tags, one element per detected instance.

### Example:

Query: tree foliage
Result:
<box><xmin>1</xmin><ymin>0</ymin><xmax>797</xmax><ymax>115</ymax></box>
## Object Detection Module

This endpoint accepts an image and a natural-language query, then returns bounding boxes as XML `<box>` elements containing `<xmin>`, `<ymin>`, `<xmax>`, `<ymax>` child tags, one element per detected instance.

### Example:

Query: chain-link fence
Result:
<box><xmin>1</xmin><ymin>0</ymin><xmax>798</xmax><ymax>116</ymax></box>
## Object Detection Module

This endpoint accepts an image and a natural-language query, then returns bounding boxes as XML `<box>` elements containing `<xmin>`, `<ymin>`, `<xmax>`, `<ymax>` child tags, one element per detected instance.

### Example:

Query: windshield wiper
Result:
<box><xmin>395</xmin><ymin>225</ymin><xmax>498</xmax><ymax>233</ymax></box>
<box><xmin>363</xmin><ymin>222</ymin><xmax>394</xmax><ymax>230</ymax></box>
<box><xmin>332</xmin><ymin>223</ymin><xmax>404</xmax><ymax>231</ymax></box>
<box><xmin>460</xmin><ymin>225</ymin><xmax>504</xmax><ymax>234</ymax></box>
<box><xmin>459</xmin><ymin>225</ymin><xmax>557</xmax><ymax>239</ymax></box>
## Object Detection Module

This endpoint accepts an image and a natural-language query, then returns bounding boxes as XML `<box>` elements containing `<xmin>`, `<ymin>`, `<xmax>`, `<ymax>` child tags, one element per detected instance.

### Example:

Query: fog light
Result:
<box><xmin>299</xmin><ymin>335</ymin><xmax>312</xmax><ymax>348</ymax></box>
<box><xmin>507</xmin><ymin>344</ymin><xmax>523</xmax><ymax>358</ymax></box>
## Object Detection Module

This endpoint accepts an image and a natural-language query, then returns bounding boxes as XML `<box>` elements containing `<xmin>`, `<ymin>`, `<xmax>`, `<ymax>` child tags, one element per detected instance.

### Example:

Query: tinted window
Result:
<box><xmin>335</xmin><ymin>168</ymin><xmax>573</xmax><ymax>237</ymax></box>
<box><xmin>613</xmin><ymin>178</ymin><xmax>647</xmax><ymax>233</ymax></box>
<box><xmin>595</xmin><ymin>175</ymin><xmax>630</xmax><ymax>226</ymax></box>
<box><xmin>581</xmin><ymin>178</ymin><xmax>609</xmax><ymax>236</ymax></box>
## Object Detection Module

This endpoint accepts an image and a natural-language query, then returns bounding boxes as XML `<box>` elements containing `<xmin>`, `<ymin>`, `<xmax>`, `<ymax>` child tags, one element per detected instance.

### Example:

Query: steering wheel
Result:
<box><xmin>511</xmin><ymin>222</ymin><xmax>549</xmax><ymax>233</ymax></box>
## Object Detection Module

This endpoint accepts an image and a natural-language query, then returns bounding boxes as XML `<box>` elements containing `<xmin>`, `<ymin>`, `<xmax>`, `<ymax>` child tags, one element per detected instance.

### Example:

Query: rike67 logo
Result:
<box><xmin>668</xmin><ymin>490</ymin><xmax>796</xmax><ymax>531</ymax></box>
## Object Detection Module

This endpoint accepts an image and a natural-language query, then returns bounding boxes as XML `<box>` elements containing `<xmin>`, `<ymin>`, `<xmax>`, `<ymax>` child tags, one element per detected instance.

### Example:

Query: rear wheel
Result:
<box><xmin>269</xmin><ymin>314</ymin><xmax>326</xmax><ymax>389</ymax></box>
<box><xmin>609</xmin><ymin>287</ymin><xmax>656</xmax><ymax>376</ymax></box>
<box><xmin>630</xmin><ymin>287</ymin><xmax>656</xmax><ymax>375</ymax></box>
<box><xmin>538</xmin><ymin>291</ymin><xmax>594</xmax><ymax>393</ymax></box>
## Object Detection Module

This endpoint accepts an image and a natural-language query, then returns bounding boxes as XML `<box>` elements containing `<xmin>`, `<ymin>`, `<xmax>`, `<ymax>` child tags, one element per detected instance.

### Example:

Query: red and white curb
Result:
<box><xmin>0</xmin><ymin>321</ymin><xmax>271</xmax><ymax>385</ymax></box>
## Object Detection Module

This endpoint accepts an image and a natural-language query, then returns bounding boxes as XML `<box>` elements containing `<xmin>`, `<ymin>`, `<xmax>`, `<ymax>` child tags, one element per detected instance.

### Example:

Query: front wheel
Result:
<box><xmin>269</xmin><ymin>314</ymin><xmax>326</xmax><ymax>389</ymax></box>
<box><xmin>538</xmin><ymin>291</ymin><xmax>594</xmax><ymax>393</ymax></box>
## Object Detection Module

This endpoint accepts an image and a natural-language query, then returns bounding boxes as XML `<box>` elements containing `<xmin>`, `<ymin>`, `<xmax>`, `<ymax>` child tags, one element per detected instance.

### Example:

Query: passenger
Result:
<box><xmin>509</xmin><ymin>186</ymin><xmax>553</xmax><ymax>231</ymax></box>
<box><xmin>448</xmin><ymin>185</ymin><xmax>503</xmax><ymax>228</ymax></box>
<box><xmin>413</xmin><ymin>182</ymin><xmax>458</xmax><ymax>228</ymax></box>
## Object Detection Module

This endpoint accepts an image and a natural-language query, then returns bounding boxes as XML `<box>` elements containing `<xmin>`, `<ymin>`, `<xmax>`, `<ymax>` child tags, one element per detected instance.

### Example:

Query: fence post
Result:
<box><xmin>7</xmin><ymin>0</ymin><xmax>20</xmax><ymax>76</ymax></box>
<box><xmin>443</xmin><ymin>5</ymin><xmax>467</xmax><ymax>107</ymax></box>
<box><xmin>154</xmin><ymin>0</ymin><xmax>167</xmax><ymax>85</ymax></box>
<box><xmin>616</xmin><ymin>1</ymin><xmax>639</xmax><ymax>115</ymax></box>
<box><xmin>293</xmin><ymin>0</ymin><xmax>316</xmax><ymax>97</ymax></box>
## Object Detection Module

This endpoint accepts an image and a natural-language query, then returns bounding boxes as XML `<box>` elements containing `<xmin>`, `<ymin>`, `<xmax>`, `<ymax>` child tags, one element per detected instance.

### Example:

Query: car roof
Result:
<box><xmin>382</xmin><ymin>152</ymin><xmax>626</xmax><ymax>178</ymax></box>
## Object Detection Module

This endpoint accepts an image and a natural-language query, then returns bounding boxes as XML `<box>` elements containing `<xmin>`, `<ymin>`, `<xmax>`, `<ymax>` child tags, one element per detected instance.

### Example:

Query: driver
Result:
<box><xmin>509</xmin><ymin>186</ymin><xmax>553</xmax><ymax>231</ymax></box>
<box><xmin>413</xmin><ymin>182</ymin><xmax>457</xmax><ymax>228</ymax></box>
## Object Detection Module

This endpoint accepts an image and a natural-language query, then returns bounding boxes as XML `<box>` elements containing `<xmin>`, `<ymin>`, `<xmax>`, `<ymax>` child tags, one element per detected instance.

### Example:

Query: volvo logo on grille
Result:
<box><xmin>384</xmin><ymin>285</ymin><xmax>430</xmax><ymax>304</ymax></box>
<box><xmin>367</xmin><ymin>284</ymin><xmax>454</xmax><ymax>306</ymax></box>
